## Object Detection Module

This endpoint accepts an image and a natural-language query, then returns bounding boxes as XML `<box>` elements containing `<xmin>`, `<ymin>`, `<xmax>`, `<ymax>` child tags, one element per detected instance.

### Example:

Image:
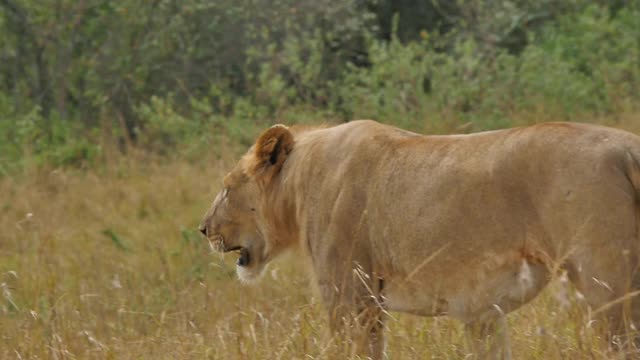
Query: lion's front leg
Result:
<box><xmin>464</xmin><ymin>311</ymin><xmax>512</xmax><ymax>360</ymax></box>
<box><xmin>317</xmin><ymin>270</ymin><xmax>386</xmax><ymax>360</ymax></box>
<box><xmin>327</xmin><ymin>300</ymin><xmax>386</xmax><ymax>359</ymax></box>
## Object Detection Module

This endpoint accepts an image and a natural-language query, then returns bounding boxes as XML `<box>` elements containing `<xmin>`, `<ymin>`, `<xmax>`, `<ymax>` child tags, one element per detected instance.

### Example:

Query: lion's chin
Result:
<box><xmin>236</xmin><ymin>262</ymin><xmax>266</xmax><ymax>283</ymax></box>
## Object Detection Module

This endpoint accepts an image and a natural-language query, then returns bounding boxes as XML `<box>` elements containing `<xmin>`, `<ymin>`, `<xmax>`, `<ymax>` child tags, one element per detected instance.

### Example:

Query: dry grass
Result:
<box><xmin>2</xmin><ymin>116</ymin><xmax>640</xmax><ymax>359</ymax></box>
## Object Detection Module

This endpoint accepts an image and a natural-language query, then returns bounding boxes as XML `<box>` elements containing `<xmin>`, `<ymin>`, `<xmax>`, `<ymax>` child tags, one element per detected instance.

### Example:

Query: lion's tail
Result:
<box><xmin>626</xmin><ymin>150</ymin><xmax>640</xmax><ymax>246</ymax></box>
<box><xmin>626</xmin><ymin>150</ymin><xmax>640</xmax><ymax>201</ymax></box>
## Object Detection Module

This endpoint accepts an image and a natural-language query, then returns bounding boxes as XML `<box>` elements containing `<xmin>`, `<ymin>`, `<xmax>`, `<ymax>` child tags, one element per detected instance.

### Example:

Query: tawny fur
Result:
<box><xmin>200</xmin><ymin>120</ymin><xmax>640</xmax><ymax>359</ymax></box>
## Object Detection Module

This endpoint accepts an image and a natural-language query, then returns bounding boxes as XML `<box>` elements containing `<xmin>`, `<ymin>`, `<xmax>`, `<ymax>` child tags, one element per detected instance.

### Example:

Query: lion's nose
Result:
<box><xmin>198</xmin><ymin>224</ymin><xmax>207</xmax><ymax>236</ymax></box>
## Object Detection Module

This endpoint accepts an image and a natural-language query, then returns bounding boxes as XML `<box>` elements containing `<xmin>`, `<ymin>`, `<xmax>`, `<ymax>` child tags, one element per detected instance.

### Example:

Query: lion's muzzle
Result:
<box><xmin>207</xmin><ymin>234</ymin><xmax>227</xmax><ymax>253</ymax></box>
<box><xmin>205</xmin><ymin>232</ymin><xmax>248</xmax><ymax>264</ymax></box>
<box><xmin>206</xmin><ymin>233</ymin><xmax>251</xmax><ymax>267</ymax></box>
<box><xmin>199</xmin><ymin>223</ymin><xmax>227</xmax><ymax>252</ymax></box>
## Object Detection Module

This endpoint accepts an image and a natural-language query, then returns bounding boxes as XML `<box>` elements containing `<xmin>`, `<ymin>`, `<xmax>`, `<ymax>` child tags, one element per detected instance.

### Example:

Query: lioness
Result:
<box><xmin>199</xmin><ymin>120</ymin><xmax>640</xmax><ymax>359</ymax></box>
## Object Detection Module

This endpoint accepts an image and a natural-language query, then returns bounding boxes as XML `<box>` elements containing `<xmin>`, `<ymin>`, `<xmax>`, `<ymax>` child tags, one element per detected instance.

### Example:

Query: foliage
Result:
<box><xmin>0</xmin><ymin>1</ymin><xmax>639</xmax><ymax>170</ymax></box>
<box><xmin>329</xmin><ymin>3</ymin><xmax>640</xmax><ymax>132</ymax></box>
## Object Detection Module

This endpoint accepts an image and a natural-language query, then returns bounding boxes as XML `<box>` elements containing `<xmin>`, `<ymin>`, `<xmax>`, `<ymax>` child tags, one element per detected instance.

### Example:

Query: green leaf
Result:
<box><xmin>101</xmin><ymin>229</ymin><xmax>130</xmax><ymax>252</ymax></box>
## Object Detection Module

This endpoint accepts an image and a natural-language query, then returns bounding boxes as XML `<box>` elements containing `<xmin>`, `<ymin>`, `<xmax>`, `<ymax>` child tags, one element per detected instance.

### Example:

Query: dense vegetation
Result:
<box><xmin>1</xmin><ymin>0</ymin><xmax>639</xmax><ymax>171</ymax></box>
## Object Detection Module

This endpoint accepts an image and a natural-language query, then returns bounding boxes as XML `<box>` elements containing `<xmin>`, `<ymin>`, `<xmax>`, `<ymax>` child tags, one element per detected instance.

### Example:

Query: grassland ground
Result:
<box><xmin>2</xmin><ymin>116</ymin><xmax>640</xmax><ymax>359</ymax></box>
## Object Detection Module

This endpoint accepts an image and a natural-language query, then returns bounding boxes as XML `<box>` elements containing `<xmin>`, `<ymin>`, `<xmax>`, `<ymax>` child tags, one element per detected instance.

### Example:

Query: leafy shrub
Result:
<box><xmin>0</xmin><ymin>2</ymin><xmax>638</xmax><ymax>172</ymax></box>
<box><xmin>0</xmin><ymin>102</ymin><xmax>102</xmax><ymax>171</ymax></box>
<box><xmin>331</xmin><ymin>3</ymin><xmax>639</xmax><ymax>132</ymax></box>
<box><xmin>335</xmin><ymin>34</ymin><xmax>433</xmax><ymax>131</ymax></box>
<box><xmin>134</xmin><ymin>95</ymin><xmax>265</xmax><ymax>160</ymax></box>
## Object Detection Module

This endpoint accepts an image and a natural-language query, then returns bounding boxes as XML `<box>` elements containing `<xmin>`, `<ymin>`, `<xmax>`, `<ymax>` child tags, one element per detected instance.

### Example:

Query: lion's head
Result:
<box><xmin>198</xmin><ymin>125</ymin><xmax>295</xmax><ymax>281</ymax></box>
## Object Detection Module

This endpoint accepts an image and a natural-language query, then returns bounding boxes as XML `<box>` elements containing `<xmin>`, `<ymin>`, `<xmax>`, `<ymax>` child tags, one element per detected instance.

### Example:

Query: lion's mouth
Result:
<box><xmin>237</xmin><ymin>248</ymin><xmax>250</xmax><ymax>267</ymax></box>
<box><xmin>209</xmin><ymin>235</ymin><xmax>253</xmax><ymax>267</ymax></box>
<box><xmin>224</xmin><ymin>246</ymin><xmax>251</xmax><ymax>267</ymax></box>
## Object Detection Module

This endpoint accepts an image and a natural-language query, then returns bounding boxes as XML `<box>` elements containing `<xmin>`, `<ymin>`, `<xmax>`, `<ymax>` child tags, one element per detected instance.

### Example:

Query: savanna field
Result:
<box><xmin>0</xmin><ymin>115</ymin><xmax>639</xmax><ymax>359</ymax></box>
<box><xmin>2</xmin><ymin>1</ymin><xmax>640</xmax><ymax>358</ymax></box>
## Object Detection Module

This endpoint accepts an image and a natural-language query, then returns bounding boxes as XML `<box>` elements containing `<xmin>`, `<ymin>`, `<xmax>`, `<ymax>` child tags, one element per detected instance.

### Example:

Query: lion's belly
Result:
<box><xmin>383</xmin><ymin>283</ymin><xmax>448</xmax><ymax>317</ymax></box>
<box><xmin>383</xmin><ymin>258</ymin><xmax>549</xmax><ymax>322</ymax></box>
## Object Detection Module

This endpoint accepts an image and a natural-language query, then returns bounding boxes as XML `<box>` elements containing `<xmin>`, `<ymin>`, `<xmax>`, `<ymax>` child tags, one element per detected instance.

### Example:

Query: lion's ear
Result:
<box><xmin>250</xmin><ymin>124</ymin><xmax>294</xmax><ymax>180</ymax></box>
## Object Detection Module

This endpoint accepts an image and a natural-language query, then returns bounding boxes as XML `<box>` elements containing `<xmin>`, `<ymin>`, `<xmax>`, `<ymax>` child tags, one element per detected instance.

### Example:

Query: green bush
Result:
<box><xmin>334</xmin><ymin>35</ymin><xmax>432</xmax><ymax>130</ymax></box>
<box><xmin>0</xmin><ymin>102</ymin><xmax>102</xmax><ymax>171</ymax></box>
<box><xmin>330</xmin><ymin>3</ymin><xmax>639</xmax><ymax>131</ymax></box>
<box><xmin>0</xmin><ymin>2</ymin><xmax>638</xmax><ymax>172</ymax></box>
<box><xmin>134</xmin><ymin>95</ymin><xmax>266</xmax><ymax>160</ymax></box>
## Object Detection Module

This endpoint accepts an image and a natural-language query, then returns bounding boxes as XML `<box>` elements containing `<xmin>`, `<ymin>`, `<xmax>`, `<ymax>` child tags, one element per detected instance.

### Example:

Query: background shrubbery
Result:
<box><xmin>0</xmin><ymin>0</ymin><xmax>639</xmax><ymax>170</ymax></box>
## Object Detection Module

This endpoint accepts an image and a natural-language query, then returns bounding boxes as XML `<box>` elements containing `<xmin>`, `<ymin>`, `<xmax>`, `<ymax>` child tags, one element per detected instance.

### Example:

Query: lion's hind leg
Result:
<box><xmin>458</xmin><ymin>257</ymin><xmax>549</xmax><ymax>359</ymax></box>
<box><xmin>566</xmin><ymin>242</ymin><xmax>640</xmax><ymax>352</ymax></box>
<box><xmin>557</xmin><ymin>158</ymin><xmax>640</xmax><ymax>352</ymax></box>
